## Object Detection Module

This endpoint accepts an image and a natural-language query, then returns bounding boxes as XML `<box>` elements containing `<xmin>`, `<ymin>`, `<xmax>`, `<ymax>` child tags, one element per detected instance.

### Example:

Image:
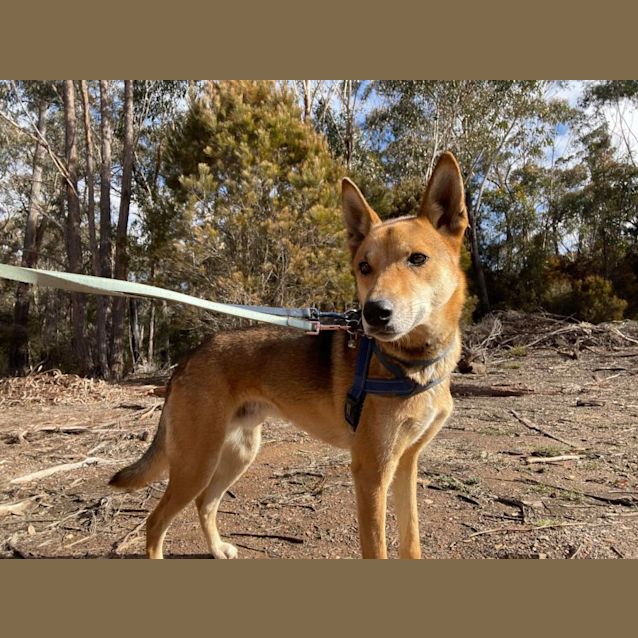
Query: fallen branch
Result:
<box><xmin>515</xmin><ymin>477</ymin><xmax>638</xmax><ymax>507</ymax></box>
<box><xmin>463</xmin><ymin>520</ymin><xmax>610</xmax><ymax>541</ymax></box>
<box><xmin>138</xmin><ymin>404</ymin><xmax>160</xmax><ymax>420</ymax></box>
<box><xmin>510</xmin><ymin>410</ymin><xmax>580</xmax><ymax>448</ymax></box>
<box><xmin>9</xmin><ymin>457</ymin><xmax>117</xmax><ymax>485</ymax></box>
<box><xmin>64</xmin><ymin>535</ymin><xmax>95</xmax><ymax>550</ymax></box>
<box><xmin>609</xmin><ymin>327</ymin><xmax>638</xmax><ymax>345</ymax></box>
<box><xmin>230</xmin><ymin>531</ymin><xmax>304</xmax><ymax>544</ymax></box>
<box><xmin>526</xmin><ymin>454</ymin><xmax>583</xmax><ymax>464</ymax></box>
<box><xmin>495</xmin><ymin>496</ymin><xmax>544</xmax><ymax>522</ymax></box>
<box><xmin>453</xmin><ymin>384</ymin><xmax>535</xmax><ymax>397</ymax></box>
<box><xmin>594</xmin><ymin>350</ymin><xmax>638</xmax><ymax>358</ymax></box>
<box><xmin>576</xmin><ymin>399</ymin><xmax>605</xmax><ymax>407</ymax></box>
<box><xmin>568</xmin><ymin>542</ymin><xmax>589</xmax><ymax>559</ymax></box>
<box><xmin>112</xmin><ymin>519</ymin><xmax>146</xmax><ymax>554</ymax></box>
<box><xmin>31</xmin><ymin>425</ymin><xmax>90</xmax><ymax>435</ymax></box>
<box><xmin>0</xmin><ymin>498</ymin><xmax>37</xmax><ymax>517</ymax></box>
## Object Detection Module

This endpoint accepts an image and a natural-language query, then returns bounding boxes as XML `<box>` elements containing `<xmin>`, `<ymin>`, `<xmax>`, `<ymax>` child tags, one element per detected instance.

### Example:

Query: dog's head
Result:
<box><xmin>342</xmin><ymin>152</ymin><xmax>468</xmax><ymax>342</ymax></box>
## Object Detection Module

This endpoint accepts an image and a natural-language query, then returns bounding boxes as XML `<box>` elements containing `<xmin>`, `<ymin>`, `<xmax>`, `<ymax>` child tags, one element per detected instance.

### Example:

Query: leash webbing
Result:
<box><xmin>0</xmin><ymin>264</ymin><xmax>357</xmax><ymax>334</ymax></box>
<box><xmin>1</xmin><ymin>263</ymin><xmax>450</xmax><ymax>432</ymax></box>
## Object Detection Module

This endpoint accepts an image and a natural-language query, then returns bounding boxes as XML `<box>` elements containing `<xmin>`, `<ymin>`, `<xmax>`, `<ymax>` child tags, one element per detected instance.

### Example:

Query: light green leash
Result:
<box><xmin>0</xmin><ymin>264</ymin><xmax>320</xmax><ymax>332</ymax></box>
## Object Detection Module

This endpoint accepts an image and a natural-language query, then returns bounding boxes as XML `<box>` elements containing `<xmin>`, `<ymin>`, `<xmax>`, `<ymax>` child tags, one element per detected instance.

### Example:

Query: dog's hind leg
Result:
<box><xmin>146</xmin><ymin>412</ymin><xmax>226</xmax><ymax>559</ymax></box>
<box><xmin>146</xmin><ymin>449</ymin><xmax>222</xmax><ymax>559</ymax></box>
<box><xmin>196</xmin><ymin>424</ymin><xmax>262</xmax><ymax>559</ymax></box>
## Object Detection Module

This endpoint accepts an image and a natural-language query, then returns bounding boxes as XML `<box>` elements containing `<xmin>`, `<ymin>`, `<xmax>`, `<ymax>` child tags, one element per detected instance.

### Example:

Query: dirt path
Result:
<box><xmin>1</xmin><ymin>342</ymin><xmax>637</xmax><ymax>559</ymax></box>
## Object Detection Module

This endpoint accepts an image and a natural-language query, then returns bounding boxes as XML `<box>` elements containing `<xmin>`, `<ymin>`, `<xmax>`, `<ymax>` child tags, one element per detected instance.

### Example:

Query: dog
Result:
<box><xmin>109</xmin><ymin>151</ymin><xmax>468</xmax><ymax>559</ymax></box>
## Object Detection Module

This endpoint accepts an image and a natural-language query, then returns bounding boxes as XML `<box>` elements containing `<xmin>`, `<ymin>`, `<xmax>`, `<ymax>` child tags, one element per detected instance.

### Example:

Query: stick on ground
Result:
<box><xmin>0</xmin><ymin>498</ymin><xmax>37</xmax><ymax>517</ymax></box>
<box><xmin>9</xmin><ymin>457</ymin><xmax>118</xmax><ymax>485</ymax></box>
<box><xmin>510</xmin><ymin>410</ymin><xmax>580</xmax><ymax>448</ymax></box>
<box><xmin>526</xmin><ymin>454</ymin><xmax>583</xmax><ymax>464</ymax></box>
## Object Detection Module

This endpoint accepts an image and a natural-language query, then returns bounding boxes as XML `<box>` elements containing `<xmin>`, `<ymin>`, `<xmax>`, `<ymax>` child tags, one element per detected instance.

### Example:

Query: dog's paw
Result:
<box><xmin>211</xmin><ymin>542</ymin><xmax>239</xmax><ymax>560</ymax></box>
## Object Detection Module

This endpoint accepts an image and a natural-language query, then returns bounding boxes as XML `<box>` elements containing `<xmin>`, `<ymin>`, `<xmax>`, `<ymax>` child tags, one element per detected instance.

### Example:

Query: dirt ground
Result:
<box><xmin>1</xmin><ymin>314</ymin><xmax>637</xmax><ymax>559</ymax></box>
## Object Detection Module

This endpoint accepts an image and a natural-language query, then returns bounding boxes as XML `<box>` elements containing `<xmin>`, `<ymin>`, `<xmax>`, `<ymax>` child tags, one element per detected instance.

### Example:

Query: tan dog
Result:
<box><xmin>109</xmin><ymin>151</ymin><xmax>468</xmax><ymax>559</ymax></box>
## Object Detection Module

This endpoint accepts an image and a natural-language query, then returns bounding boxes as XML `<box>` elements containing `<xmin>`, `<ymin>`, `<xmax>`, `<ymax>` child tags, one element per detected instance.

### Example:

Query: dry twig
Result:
<box><xmin>526</xmin><ymin>454</ymin><xmax>583</xmax><ymax>464</ymax></box>
<box><xmin>9</xmin><ymin>457</ymin><xmax>118</xmax><ymax>485</ymax></box>
<box><xmin>510</xmin><ymin>409</ymin><xmax>580</xmax><ymax>448</ymax></box>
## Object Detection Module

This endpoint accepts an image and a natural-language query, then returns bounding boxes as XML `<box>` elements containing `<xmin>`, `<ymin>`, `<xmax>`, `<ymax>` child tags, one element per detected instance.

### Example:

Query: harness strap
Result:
<box><xmin>344</xmin><ymin>337</ymin><xmax>375</xmax><ymax>428</ymax></box>
<box><xmin>344</xmin><ymin>336</ymin><xmax>451</xmax><ymax>431</ymax></box>
<box><xmin>373</xmin><ymin>342</ymin><xmax>453</xmax><ymax>371</ymax></box>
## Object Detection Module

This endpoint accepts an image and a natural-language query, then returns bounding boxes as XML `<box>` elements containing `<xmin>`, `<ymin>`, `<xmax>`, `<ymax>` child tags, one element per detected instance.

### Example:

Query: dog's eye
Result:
<box><xmin>358</xmin><ymin>261</ymin><xmax>372</xmax><ymax>275</ymax></box>
<box><xmin>408</xmin><ymin>253</ymin><xmax>428</xmax><ymax>266</ymax></box>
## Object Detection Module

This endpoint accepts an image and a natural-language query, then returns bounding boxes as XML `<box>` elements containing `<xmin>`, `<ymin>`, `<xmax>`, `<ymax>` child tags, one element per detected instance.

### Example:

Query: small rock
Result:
<box><xmin>27</xmin><ymin>524</ymin><xmax>36</xmax><ymax>536</ymax></box>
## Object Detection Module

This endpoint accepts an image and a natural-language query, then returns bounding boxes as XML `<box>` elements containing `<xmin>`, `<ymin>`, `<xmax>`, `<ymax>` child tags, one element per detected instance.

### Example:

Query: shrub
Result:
<box><xmin>571</xmin><ymin>275</ymin><xmax>627</xmax><ymax>323</ymax></box>
<box><xmin>461</xmin><ymin>293</ymin><xmax>479</xmax><ymax>327</ymax></box>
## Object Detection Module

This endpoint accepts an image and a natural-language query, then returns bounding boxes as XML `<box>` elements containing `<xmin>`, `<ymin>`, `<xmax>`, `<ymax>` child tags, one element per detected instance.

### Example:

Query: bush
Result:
<box><xmin>571</xmin><ymin>275</ymin><xmax>627</xmax><ymax>323</ymax></box>
<box><xmin>461</xmin><ymin>293</ymin><xmax>479</xmax><ymax>326</ymax></box>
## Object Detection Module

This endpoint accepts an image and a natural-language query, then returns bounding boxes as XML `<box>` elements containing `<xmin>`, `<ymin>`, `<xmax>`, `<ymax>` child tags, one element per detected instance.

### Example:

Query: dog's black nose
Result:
<box><xmin>363</xmin><ymin>299</ymin><xmax>393</xmax><ymax>327</ymax></box>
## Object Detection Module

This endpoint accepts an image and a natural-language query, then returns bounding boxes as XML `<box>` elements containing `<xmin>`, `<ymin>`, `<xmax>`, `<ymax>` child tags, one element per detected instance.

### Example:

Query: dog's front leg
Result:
<box><xmin>392</xmin><ymin>444</ymin><xmax>422</xmax><ymax>559</ymax></box>
<box><xmin>351</xmin><ymin>446</ymin><xmax>396</xmax><ymax>559</ymax></box>
<box><xmin>393</xmin><ymin>410</ymin><xmax>451</xmax><ymax>559</ymax></box>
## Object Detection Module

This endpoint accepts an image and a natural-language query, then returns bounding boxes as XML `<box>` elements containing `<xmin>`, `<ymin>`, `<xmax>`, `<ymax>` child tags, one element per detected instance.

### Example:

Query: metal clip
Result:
<box><xmin>344</xmin><ymin>309</ymin><xmax>362</xmax><ymax>334</ymax></box>
<box><xmin>305</xmin><ymin>321</ymin><xmax>321</xmax><ymax>335</ymax></box>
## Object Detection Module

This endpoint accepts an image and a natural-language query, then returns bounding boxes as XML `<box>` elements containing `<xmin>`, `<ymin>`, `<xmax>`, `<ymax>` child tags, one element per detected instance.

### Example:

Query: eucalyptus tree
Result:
<box><xmin>366</xmin><ymin>80</ymin><xmax>571</xmax><ymax>313</ymax></box>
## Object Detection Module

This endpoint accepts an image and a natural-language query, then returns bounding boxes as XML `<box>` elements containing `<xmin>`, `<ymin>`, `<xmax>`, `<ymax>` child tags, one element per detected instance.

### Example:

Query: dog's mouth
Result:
<box><xmin>364</xmin><ymin>326</ymin><xmax>404</xmax><ymax>342</ymax></box>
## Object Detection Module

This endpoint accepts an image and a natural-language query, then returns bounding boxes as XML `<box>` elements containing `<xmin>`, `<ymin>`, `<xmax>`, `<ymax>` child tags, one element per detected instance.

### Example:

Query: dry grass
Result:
<box><xmin>0</xmin><ymin>370</ymin><xmax>128</xmax><ymax>407</ymax></box>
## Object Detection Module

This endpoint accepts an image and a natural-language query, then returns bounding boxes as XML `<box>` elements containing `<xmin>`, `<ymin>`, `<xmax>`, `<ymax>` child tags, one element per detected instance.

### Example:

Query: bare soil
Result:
<box><xmin>1</xmin><ymin>315</ymin><xmax>637</xmax><ymax>559</ymax></box>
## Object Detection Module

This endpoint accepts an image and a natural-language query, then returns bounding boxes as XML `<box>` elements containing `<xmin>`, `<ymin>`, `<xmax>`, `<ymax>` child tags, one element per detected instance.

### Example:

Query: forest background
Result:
<box><xmin>1</xmin><ymin>80</ymin><xmax>636</xmax><ymax>378</ymax></box>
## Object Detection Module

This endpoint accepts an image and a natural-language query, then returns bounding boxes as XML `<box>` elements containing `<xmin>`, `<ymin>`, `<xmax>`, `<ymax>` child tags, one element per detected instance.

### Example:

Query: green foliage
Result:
<box><xmin>461</xmin><ymin>293</ymin><xmax>479</xmax><ymax>327</ymax></box>
<box><xmin>159</xmin><ymin>81</ymin><xmax>352</xmax><ymax>340</ymax></box>
<box><xmin>571</xmin><ymin>276</ymin><xmax>627</xmax><ymax>323</ymax></box>
<box><xmin>2</xmin><ymin>79</ymin><xmax>638</xmax><ymax>376</ymax></box>
<box><xmin>585</xmin><ymin>81</ymin><xmax>638</xmax><ymax>105</ymax></box>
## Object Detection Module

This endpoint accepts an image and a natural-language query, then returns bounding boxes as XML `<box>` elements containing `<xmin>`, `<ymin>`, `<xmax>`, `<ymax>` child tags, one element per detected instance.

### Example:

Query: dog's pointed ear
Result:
<box><xmin>419</xmin><ymin>152</ymin><xmax>468</xmax><ymax>250</ymax></box>
<box><xmin>341</xmin><ymin>178</ymin><xmax>381</xmax><ymax>256</ymax></box>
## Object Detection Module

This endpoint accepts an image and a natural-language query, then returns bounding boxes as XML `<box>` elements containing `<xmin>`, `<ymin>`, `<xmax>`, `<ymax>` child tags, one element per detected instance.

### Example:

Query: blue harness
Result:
<box><xmin>344</xmin><ymin>337</ymin><xmax>452</xmax><ymax>430</ymax></box>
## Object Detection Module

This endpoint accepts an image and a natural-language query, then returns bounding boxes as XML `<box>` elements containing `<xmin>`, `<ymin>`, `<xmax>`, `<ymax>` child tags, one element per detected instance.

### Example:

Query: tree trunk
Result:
<box><xmin>147</xmin><ymin>300</ymin><xmax>155</xmax><ymax>365</ymax></box>
<box><xmin>110</xmin><ymin>80</ymin><xmax>135</xmax><ymax>378</ymax></box>
<box><xmin>147</xmin><ymin>262</ymin><xmax>156</xmax><ymax>365</ymax></box>
<box><xmin>302</xmin><ymin>80</ymin><xmax>310</xmax><ymax>121</ymax></box>
<box><xmin>343</xmin><ymin>80</ymin><xmax>353</xmax><ymax>171</ymax></box>
<box><xmin>128</xmin><ymin>298</ymin><xmax>143</xmax><ymax>368</ymax></box>
<box><xmin>465</xmin><ymin>186</ymin><xmax>490</xmax><ymax>314</ymax></box>
<box><xmin>80</xmin><ymin>80</ymin><xmax>98</xmax><ymax>275</ymax></box>
<box><xmin>96</xmin><ymin>80</ymin><xmax>113</xmax><ymax>378</ymax></box>
<box><xmin>63</xmin><ymin>80</ymin><xmax>90</xmax><ymax>374</ymax></box>
<box><xmin>9</xmin><ymin>101</ymin><xmax>48</xmax><ymax>375</ymax></box>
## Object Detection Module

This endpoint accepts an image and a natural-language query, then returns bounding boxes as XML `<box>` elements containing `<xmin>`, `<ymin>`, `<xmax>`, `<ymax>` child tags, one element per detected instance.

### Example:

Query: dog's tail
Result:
<box><xmin>109</xmin><ymin>408</ymin><xmax>168</xmax><ymax>491</ymax></box>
